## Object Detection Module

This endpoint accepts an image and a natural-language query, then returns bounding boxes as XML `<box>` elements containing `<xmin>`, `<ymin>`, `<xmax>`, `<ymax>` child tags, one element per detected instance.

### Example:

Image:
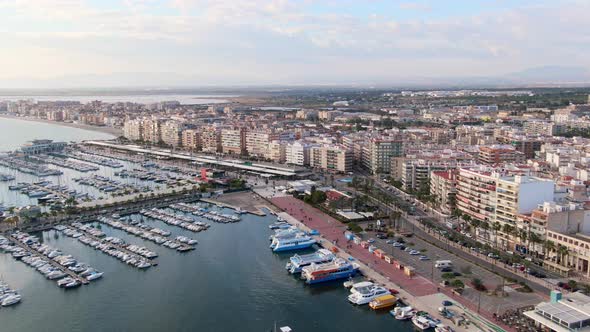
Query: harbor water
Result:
<box><xmin>0</xmin><ymin>119</ymin><xmax>415</xmax><ymax>331</ymax></box>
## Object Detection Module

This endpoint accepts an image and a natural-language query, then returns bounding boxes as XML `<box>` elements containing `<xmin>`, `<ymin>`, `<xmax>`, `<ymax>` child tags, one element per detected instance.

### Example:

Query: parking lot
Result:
<box><xmin>360</xmin><ymin>227</ymin><xmax>544</xmax><ymax>315</ymax></box>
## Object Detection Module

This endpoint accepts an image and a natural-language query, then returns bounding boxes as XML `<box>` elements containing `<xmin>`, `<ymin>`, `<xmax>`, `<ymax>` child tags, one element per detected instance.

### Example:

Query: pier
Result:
<box><xmin>6</xmin><ymin>234</ymin><xmax>89</xmax><ymax>285</ymax></box>
<box><xmin>69</xmin><ymin>225</ymin><xmax>159</xmax><ymax>264</ymax></box>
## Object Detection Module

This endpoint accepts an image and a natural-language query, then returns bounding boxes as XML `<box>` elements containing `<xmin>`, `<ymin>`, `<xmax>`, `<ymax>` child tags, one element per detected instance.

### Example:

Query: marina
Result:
<box><xmin>140</xmin><ymin>208</ymin><xmax>211</xmax><ymax>232</ymax></box>
<box><xmin>54</xmin><ymin>224</ymin><xmax>155</xmax><ymax>269</ymax></box>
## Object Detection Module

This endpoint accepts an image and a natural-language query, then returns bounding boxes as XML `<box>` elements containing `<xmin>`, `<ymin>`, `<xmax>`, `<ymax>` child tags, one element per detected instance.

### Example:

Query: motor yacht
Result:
<box><xmin>348</xmin><ymin>285</ymin><xmax>390</xmax><ymax>305</ymax></box>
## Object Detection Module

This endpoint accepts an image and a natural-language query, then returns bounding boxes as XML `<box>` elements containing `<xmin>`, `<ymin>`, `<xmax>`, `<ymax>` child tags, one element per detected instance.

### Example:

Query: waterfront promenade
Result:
<box><xmin>270</xmin><ymin>195</ymin><xmax>512</xmax><ymax>332</ymax></box>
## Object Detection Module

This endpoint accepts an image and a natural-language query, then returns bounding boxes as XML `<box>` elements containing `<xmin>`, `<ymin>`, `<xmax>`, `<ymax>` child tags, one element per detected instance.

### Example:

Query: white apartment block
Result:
<box><xmin>286</xmin><ymin>141</ymin><xmax>311</xmax><ymax>166</ymax></box>
<box><xmin>123</xmin><ymin>119</ymin><xmax>143</xmax><ymax>141</ymax></box>
<box><xmin>362</xmin><ymin>138</ymin><xmax>404</xmax><ymax>174</ymax></box>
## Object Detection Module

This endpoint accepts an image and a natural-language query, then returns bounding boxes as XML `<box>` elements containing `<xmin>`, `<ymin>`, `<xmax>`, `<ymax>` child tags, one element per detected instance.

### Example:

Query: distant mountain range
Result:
<box><xmin>1</xmin><ymin>66</ymin><xmax>590</xmax><ymax>90</ymax></box>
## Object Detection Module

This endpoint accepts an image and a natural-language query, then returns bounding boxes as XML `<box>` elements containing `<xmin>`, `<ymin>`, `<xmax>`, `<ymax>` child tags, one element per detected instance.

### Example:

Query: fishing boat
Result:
<box><xmin>301</xmin><ymin>258</ymin><xmax>358</xmax><ymax>284</ymax></box>
<box><xmin>412</xmin><ymin>312</ymin><xmax>440</xmax><ymax>331</ymax></box>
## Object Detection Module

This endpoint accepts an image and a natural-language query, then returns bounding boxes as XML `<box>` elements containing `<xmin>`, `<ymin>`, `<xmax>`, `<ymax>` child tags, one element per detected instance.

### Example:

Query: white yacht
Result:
<box><xmin>1</xmin><ymin>294</ymin><xmax>21</xmax><ymax>307</ymax></box>
<box><xmin>271</xmin><ymin>235</ymin><xmax>316</xmax><ymax>252</ymax></box>
<box><xmin>86</xmin><ymin>271</ymin><xmax>104</xmax><ymax>281</ymax></box>
<box><xmin>347</xmin><ymin>285</ymin><xmax>390</xmax><ymax>305</ymax></box>
<box><xmin>412</xmin><ymin>315</ymin><xmax>435</xmax><ymax>330</ymax></box>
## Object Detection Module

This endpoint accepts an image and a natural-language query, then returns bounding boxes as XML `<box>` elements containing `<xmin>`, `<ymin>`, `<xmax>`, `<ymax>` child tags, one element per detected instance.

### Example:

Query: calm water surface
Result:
<box><xmin>0</xmin><ymin>120</ymin><xmax>414</xmax><ymax>332</ymax></box>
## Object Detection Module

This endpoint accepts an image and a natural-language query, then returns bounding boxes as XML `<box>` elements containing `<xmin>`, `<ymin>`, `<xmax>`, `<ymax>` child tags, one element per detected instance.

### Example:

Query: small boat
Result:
<box><xmin>391</xmin><ymin>306</ymin><xmax>415</xmax><ymax>320</ymax></box>
<box><xmin>412</xmin><ymin>315</ymin><xmax>432</xmax><ymax>330</ymax></box>
<box><xmin>369</xmin><ymin>294</ymin><xmax>397</xmax><ymax>310</ymax></box>
<box><xmin>86</xmin><ymin>272</ymin><xmax>104</xmax><ymax>281</ymax></box>
<box><xmin>1</xmin><ymin>294</ymin><xmax>21</xmax><ymax>307</ymax></box>
<box><xmin>435</xmin><ymin>324</ymin><xmax>455</xmax><ymax>332</ymax></box>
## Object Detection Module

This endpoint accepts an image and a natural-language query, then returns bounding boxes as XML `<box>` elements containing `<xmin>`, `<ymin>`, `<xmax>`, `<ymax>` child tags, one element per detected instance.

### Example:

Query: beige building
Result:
<box><xmin>182</xmin><ymin>129</ymin><xmax>201</xmax><ymax>151</ymax></box>
<box><xmin>309</xmin><ymin>145</ymin><xmax>352</xmax><ymax>173</ymax></box>
<box><xmin>221</xmin><ymin>128</ymin><xmax>246</xmax><ymax>155</ymax></box>
<box><xmin>430</xmin><ymin>170</ymin><xmax>458</xmax><ymax>214</ymax></box>
<box><xmin>246</xmin><ymin>130</ymin><xmax>275</xmax><ymax>158</ymax></box>
<box><xmin>266</xmin><ymin>140</ymin><xmax>287</xmax><ymax>163</ymax></box>
<box><xmin>200</xmin><ymin>127</ymin><xmax>222</xmax><ymax>153</ymax></box>
<box><xmin>478</xmin><ymin>145</ymin><xmax>526</xmax><ymax>165</ymax></box>
<box><xmin>142</xmin><ymin>118</ymin><xmax>163</xmax><ymax>144</ymax></box>
<box><xmin>160</xmin><ymin>120</ymin><xmax>185</xmax><ymax>147</ymax></box>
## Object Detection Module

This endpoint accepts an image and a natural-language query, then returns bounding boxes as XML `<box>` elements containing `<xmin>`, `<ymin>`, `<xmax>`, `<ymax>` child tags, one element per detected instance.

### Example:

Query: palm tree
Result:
<box><xmin>544</xmin><ymin>240</ymin><xmax>556</xmax><ymax>260</ymax></box>
<box><xmin>557</xmin><ymin>245</ymin><xmax>570</xmax><ymax>266</ymax></box>
<box><xmin>519</xmin><ymin>229</ymin><xmax>528</xmax><ymax>250</ymax></box>
<box><xmin>481</xmin><ymin>222</ymin><xmax>490</xmax><ymax>242</ymax></box>
<box><xmin>492</xmin><ymin>222</ymin><xmax>502</xmax><ymax>249</ymax></box>
<box><xmin>502</xmin><ymin>224</ymin><xmax>514</xmax><ymax>249</ymax></box>
<box><xmin>528</xmin><ymin>232</ymin><xmax>542</xmax><ymax>256</ymax></box>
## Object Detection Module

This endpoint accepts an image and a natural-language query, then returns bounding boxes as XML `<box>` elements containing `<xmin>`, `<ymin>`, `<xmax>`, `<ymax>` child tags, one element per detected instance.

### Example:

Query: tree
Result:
<box><xmin>492</xmin><ymin>222</ymin><xmax>502</xmax><ymax>249</ymax></box>
<box><xmin>557</xmin><ymin>245</ymin><xmax>570</xmax><ymax>266</ymax></box>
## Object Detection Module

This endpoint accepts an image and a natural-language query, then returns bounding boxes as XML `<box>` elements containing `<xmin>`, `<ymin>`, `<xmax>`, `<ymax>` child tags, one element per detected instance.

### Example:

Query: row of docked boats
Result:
<box><xmin>54</xmin><ymin>225</ymin><xmax>153</xmax><ymax>269</ymax></box>
<box><xmin>269</xmin><ymin>226</ymin><xmax>317</xmax><ymax>252</ymax></box>
<box><xmin>115</xmin><ymin>168</ymin><xmax>196</xmax><ymax>187</ymax></box>
<box><xmin>0</xmin><ymin>155</ymin><xmax>63</xmax><ymax>177</ymax></box>
<box><xmin>140</xmin><ymin>208</ymin><xmax>210</xmax><ymax>232</ymax></box>
<box><xmin>0</xmin><ymin>173</ymin><xmax>16</xmax><ymax>181</ymax></box>
<box><xmin>28</xmin><ymin>154</ymin><xmax>99</xmax><ymax>172</ymax></box>
<box><xmin>66</xmin><ymin>151</ymin><xmax>123</xmax><ymax>168</ymax></box>
<box><xmin>170</xmin><ymin>203</ymin><xmax>242</xmax><ymax>223</ymax></box>
<box><xmin>74</xmin><ymin>175</ymin><xmax>149</xmax><ymax>195</ymax></box>
<box><xmin>0</xmin><ymin>281</ymin><xmax>21</xmax><ymax>307</ymax></box>
<box><xmin>100</xmin><ymin>216</ymin><xmax>195</xmax><ymax>251</ymax></box>
<box><xmin>8</xmin><ymin>181</ymin><xmax>92</xmax><ymax>203</ymax></box>
<box><xmin>2</xmin><ymin>232</ymin><xmax>103</xmax><ymax>288</ymax></box>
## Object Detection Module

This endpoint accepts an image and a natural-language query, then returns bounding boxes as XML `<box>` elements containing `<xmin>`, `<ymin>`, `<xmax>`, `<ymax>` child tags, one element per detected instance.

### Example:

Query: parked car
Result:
<box><xmin>409</xmin><ymin>250</ymin><xmax>420</xmax><ymax>255</ymax></box>
<box><xmin>419</xmin><ymin>255</ymin><xmax>429</xmax><ymax>261</ymax></box>
<box><xmin>376</xmin><ymin>233</ymin><xmax>387</xmax><ymax>239</ymax></box>
<box><xmin>367</xmin><ymin>238</ymin><xmax>375</xmax><ymax>243</ymax></box>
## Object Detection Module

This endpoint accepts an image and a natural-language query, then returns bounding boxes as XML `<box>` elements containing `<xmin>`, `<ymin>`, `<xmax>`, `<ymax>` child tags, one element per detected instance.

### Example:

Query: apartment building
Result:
<box><xmin>363</xmin><ymin>138</ymin><xmax>403</xmax><ymax>174</ymax></box>
<box><xmin>523</xmin><ymin>120</ymin><xmax>565</xmax><ymax>136</ymax></box>
<box><xmin>266</xmin><ymin>140</ymin><xmax>286</xmax><ymax>163</ymax></box>
<box><xmin>430</xmin><ymin>170</ymin><xmax>458</xmax><ymax>214</ymax></box>
<box><xmin>285</xmin><ymin>141</ymin><xmax>311</xmax><ymax>166</ymax></box>
<box><xmin>221</xmin><ymin>128</ymin><xmax>246</xmax><ymax>155</ymax></box>
<box><xmin>142</xmin><ymin>118</ymin><xmax>163</xmax><ymax>144</ymax></box>
<box><xmin>200</xmin><ymin>127</ymin><xmax>222</xmax><ymax>153</ymax></box>
<box><xmin>246</xmin><ymin>130</ymin><xmax>275</xmax><ymax>158</ymax></box>
<box><xmin>123</xmin><ymin>119</ymin><xmax>143</xmax><ymax>141</ymax></box>
<box><xmin>309</xmin><ymin>145</ymin><xmax>352</xmax><ymax>173</ymax></box>
<box><xmin>181</xmin><ymin>129</ymin><xmax>201</xmax><ymax>151</ymax></box>
<box><xmin>478</xmin><ymin>145</ymin><xmax>526</xmax><ymax>165</ymax></box>
<box><xmin>456</xmin><ymin>166</ymin><xmax>555</xmax><ymax>248</ymax></box>
<box><xmin>160</xmin><ymin>121</ymin><xmax>185</xmax><ymax>147</ymax></box>
<box><xmin>400</xmin><ymin>159</ymin><xmax>469</xmax><ymax>191</ymax></box>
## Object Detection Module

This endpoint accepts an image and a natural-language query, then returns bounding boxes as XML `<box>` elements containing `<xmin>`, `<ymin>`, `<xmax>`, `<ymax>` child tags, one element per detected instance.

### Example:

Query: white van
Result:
<box><xmin>435</xmin><ymin>260</ymin><xmax>453</xmax><ymax>269</ymax></box>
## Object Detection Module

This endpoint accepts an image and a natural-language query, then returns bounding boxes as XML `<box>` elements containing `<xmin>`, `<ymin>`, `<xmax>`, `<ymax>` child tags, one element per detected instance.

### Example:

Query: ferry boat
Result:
<box><xmin>301</xmin><ymin>258</ymin><xmax>359</xmax><ymax>284</ymax></box>
<box><xmin>369</xmin><ymin>294</ymin><xmax>397</xmax><ymax>310</ymax></box>
<box><xmin>348</xmin><ymin>284</ymin><xmax>390</xmax><ymax>305</ymax></box>
<box><xmin>285</xmin><ymin>249</ymin><xmax>334</xmax><ymax>274</ymax></box>
<box><xmin>391</xmin><ymin>306</ymin><xmax>415</xmax><ymax>320</ymax></box>
<box><xmin>271</xmin><ymin>235</ymin><xmax>316</xmax><ymax>252</ymax></box>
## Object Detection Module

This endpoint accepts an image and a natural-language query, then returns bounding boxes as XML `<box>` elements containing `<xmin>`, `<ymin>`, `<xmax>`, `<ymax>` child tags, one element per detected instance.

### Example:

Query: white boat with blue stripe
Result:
<box><xmin>285</xmin><ymin>249</ymin><xmax>335</xmax><ymax>274</ymax></box>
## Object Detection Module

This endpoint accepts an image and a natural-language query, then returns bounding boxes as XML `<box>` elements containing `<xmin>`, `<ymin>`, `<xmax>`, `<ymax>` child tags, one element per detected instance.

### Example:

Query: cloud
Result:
<box><xmin>0</xmin><ymin>0</ymin><xmax>589</xmax><ymax>85</ymax></box>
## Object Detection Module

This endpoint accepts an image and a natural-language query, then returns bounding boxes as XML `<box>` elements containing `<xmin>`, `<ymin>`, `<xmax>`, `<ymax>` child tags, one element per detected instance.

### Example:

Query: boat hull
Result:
<box><xmin>305</xmin><ymin>270</ymin><xmax>357</xmax><ymax>284</ymax></box>
<box><xmin>272</xmin><ymin>241</ymin><xmax>315</xmax><ymax>252</ymax></box>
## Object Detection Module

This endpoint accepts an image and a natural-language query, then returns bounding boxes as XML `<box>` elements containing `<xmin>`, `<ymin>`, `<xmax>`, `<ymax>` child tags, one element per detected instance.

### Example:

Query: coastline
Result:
<box><xmin>0</xmin><ymin>114</ymin><xmax>121</xmax><ymax>137</ymax></box>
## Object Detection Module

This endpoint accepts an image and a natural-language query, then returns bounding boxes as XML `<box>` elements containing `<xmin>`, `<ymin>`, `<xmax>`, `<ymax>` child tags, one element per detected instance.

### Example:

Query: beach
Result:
<box><xmin>0</xmin><ymin>114</ymin><xmax>122</xmax><ymax>137</ymax></box>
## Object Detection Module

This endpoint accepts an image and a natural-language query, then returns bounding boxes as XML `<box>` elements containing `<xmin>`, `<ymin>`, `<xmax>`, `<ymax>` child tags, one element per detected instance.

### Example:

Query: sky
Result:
<box><xmin>0</xmin><ymin>0</ymin><xmax>589</xmax><ymax>88</ymax></box>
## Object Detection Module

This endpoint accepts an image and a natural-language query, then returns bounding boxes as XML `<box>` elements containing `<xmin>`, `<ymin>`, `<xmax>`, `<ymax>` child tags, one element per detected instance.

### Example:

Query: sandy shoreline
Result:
<box><xmin>0</xmin><ymin>114</ymin><xmax>121</xmax><ymax>137</ymax></box>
